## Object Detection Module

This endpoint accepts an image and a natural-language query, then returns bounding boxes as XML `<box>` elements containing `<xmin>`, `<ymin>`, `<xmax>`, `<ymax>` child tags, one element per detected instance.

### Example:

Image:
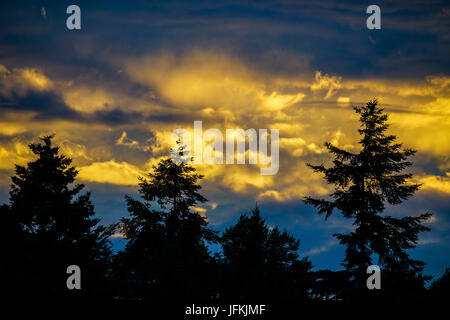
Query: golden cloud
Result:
<box><xmin>0</xmin><ymin>51</ymin><xmax>449</xmax><ymax>209</ymax></box>
<box><xmin>310</xmin><ymin>71</ymin><xmax>341</xmax><ymax>99</ymax></box>
<box><xmin>0</xmin><ymin>140</ymin><xmax>33</xmax><ymax>170</ymax></box>
<box><xmin>124</xmin><ymin>50</ymin><xmax>306</xmax><ymax>117</ymax></box>
<box><xmin>63</xmin><ymin>86</ymin><xmax>115</xmax><ymax>113</ymax></box>
<box><xmin>0</xmin><ymin>64</ymin><xmax>53</xmax><ymax>97</ymax></box>
<box><xmin>416</xmin><ymin>173</ymin><xmax>450</xmax><ymax>195</ymax></box>
<box><xmin>77</xmin><ymin>160</ymin><xmax>145</xmax><ymax>185</ymax></box>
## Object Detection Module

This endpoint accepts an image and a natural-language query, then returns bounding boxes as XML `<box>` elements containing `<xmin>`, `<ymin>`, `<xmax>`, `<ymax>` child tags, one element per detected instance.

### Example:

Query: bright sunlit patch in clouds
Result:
<box><xmin>125</xmin><ymin>51</ymin><xmax>256</xmax><ymax>110</ymax></box>
<box><xmin>260</xmin><ymin>91</ymin><xmax>305</xmax><ymax>111</ymax></box>
<box><xmin>0</xmin><ymin>64</ymin><xmax>53</xmax><ymax>96</ymax></box>
<box><xmin>116</xmin><ymin>131</ymin><xmax>139</xmax><ymax>148</ymax></box>
<box><xmin>310</xmin><ymin>71</ymin><xmax>341</xmax><ymax>99</ymax></box>
<box><xmin>0</xmin><ymin>141</ymin><xmax>33</xmax><ymax>170</ymax></box>
<box><xmin>110</xmin><ymin>232</ymin><xmax>125</xmax><ymax>239</ymax></box>
<box><xmin>64</xmin><ymin>86</ymin><xmax>114</xmax><ymax>113</ymax></box>
<box><xmin>77</xmin><ymin>160</ymin><xmax>146</xmax><ymax>185</ymax></box>
<box><xmin>17</xmin><ymin>68</ymin><xmax>53</xmax><ymax>91</ymax></box>
<box><xmin>258</xmin><ymin>190</ymin><xmax>284</xmax><ymax>202</ymax></box>
<box><xmin>337</xmin><ymin>96</ymin><xmax>350</xmax><ymax>104</ymax></box>
<box><xmin>124</xmin><ymin>50</ymin><xmax>307</xmax><ymax>115</ymax></box>
<box><xmin>190</xmin><ymin>206</ymin><xmax>207</xmax><ymax>213</ymax></box>
<box><xmin>415</xmin><ymin>173</ymin><xmax>450</xmax><ymax>195</ymax></box>
<box><xmin>280</xmin><ymin>137</ymin><xmax>324</xmax><ymax>157</ymax></box>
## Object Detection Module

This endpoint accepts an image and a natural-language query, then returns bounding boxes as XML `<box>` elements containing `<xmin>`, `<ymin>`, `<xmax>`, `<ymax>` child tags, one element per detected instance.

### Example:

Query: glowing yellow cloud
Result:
<box><xmin>0</xmin><ymin>123</ymin><xmax>26</xmax><ymax>136</ymax></box>
<box><xmin>337</xmin><ymin>96</ymin><xmax>350</xmax><ymax>103</ymax></box>
<box><xmin>0</xmin><ymin>64</ymin><xmax>53</xmax><ymax>96</ymax></box>
<box><xmin>259</xmin><ymin>91</ymin><xmax>305</xmax><ymax>111</ymax></box>
<box><xmin>110</xmin><ymin>232</ymin><xmax>125</xmax><ymax>239</ymax></box>
<box><xmin>190</xmin><ymin>206</ymin><xmax>207</xmax><ymax>213</ymax></box>
<box><xmin>310</xmin><ymin>71</ymin><xmax>341</xmax><ymax>99</ymax></box>
<box><xmin>125</xmin><ymin>51</ymin><xmax>306</xmax><ymax>115</ymax></box>
<box><xmin>17</xmin><ymin>68</ymin><xmax>53</xmax><ymax>91</ymax></box>
<box><xmin>64</xmin><ymin>87</ymin><xmax>114</xmax><ymax>113</ymax></box>
<box><xmin>1</xmin><ymin>51</ymin><xmax>449</xmax><ymax>209</ymax></box>
<box><xmin>78</xmin><ymin>160</ymin><xmax>145</xmax><ymax>185</ymax></box>
<box><xmin>0</xmin><ymin>141</ymin><xmax>33</xmax><ymax>170</ymax></box>
<box><xmin>416</xmin><ymin>173</ymin><xmax>450</xmax><ymax>195</ymax></box>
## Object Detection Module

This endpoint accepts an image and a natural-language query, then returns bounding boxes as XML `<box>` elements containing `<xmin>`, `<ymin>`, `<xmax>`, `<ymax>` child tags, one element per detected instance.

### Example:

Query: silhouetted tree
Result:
<box><xmin>0</xmin><ymin>203</ymin><xmax>29</xmax><ymax>293</ymax></box>
<box><xmin>220</xmin><ymin>206</ymin><xmax>313</xmax><ymax>300</ymax></box>
<box><xmin>429</xmin><ymin>268</ymin><xmax>450</xmax><ymax>301</ymax></box>
<box><xmin>114</xmin><ymin>156</ymin><xmax>217</xmax><ymax>300</ymax></box>
<box><xmin>0</xmin><ymin>136</ymin><xmax>113</xmax><ymax>298</ymax></box>
<box><xmin>304</xmin><ymin>99</ymin><xmax>431</xmax><ymax>299</ymax></box>
<box><xmin>310</xmin><ymin>269</ymin><xmax>347</xmax><ymax>300</ymax></box>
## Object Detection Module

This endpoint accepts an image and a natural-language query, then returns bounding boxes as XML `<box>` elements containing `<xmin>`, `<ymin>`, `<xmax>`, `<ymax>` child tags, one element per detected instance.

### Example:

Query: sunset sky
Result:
<box><xmin>0</xmin><ymin>1</ymin><xmax>449</xmax><ymax>279</ymax></box>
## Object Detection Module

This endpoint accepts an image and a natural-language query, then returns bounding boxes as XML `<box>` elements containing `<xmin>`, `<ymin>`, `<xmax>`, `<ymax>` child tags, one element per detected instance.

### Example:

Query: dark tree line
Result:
<box><xmin>0</xmin><ymin>100</ymin><xmax>448</xmax><ymax>302</ymax></box>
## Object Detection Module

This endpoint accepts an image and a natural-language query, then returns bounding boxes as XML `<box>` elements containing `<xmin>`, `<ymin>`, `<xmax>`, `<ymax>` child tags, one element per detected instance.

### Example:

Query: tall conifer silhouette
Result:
<box><xmin>304</xmin><ymin>99</ymin><xmax>431</xmax><ymax>299</ymax></box>
<box><xmin>0</xmin><ymin>136</ymin><xmax>113</xmax><ymax>297</ymax></box>
<box><xmin>114</xmin><ymin>154</ymin><xmax>217</xmax><ymax>299</ymax></box>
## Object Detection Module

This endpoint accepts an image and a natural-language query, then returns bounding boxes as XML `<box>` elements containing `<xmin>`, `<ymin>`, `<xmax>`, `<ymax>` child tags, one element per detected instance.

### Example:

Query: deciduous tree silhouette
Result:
<box><xmin>220</xmin><ymin>206</ymin><xmax>313</xmax><ymax>300</ymax></box>
<box><xmin>113</xmin><ymin>154</ymin><xmax>217</xmax><ymax>300</ymax></box>
<box><xmin>304</xmin><ymin>99</ymin><xmax>431</xmax><ymax>299</ymax></box>
<box><xmin>0</xmin><ymin>136</ymin><xmax>113</xmax><ymax>298</ymax></box>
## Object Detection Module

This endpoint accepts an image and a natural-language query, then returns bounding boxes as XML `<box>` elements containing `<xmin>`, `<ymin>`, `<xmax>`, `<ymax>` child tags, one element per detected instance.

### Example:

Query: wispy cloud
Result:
<box><xmin>303</xmin><ymin>240</ymin><xmax>338</xmax><ymax>256</ymax></box>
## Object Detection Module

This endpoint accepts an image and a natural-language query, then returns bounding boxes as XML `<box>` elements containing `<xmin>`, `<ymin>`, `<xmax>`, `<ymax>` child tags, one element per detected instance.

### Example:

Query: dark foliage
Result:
<box><xmin>304</xmin><ymin>99</ymin><xmax>432</xmax><ymax>299</ymax></box>
<box><xmin>220</xmin><ymin>206</ymin><xmax>314</xmax><ymax>300</ymax></box>
<box><xmin>429</xmin><ymin>268</ymin><xmax>450</xmax><ymax>300</ymax></box>
<box><xmin>113</xmin><ymin>156</ymin><xmax>218</xmax><ymax>300</ymax></box>
<box><xmin>0</xmin><ymin>136</ymin><xmax>113</xmax><ymax>298</ymax></box>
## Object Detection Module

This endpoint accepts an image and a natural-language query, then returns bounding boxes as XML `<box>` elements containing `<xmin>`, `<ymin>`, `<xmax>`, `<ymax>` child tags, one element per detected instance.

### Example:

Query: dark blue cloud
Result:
<box><xmin>1</xmin><ymin>0</ymin><xmax>448</xmax><ymax>78</ymax></box>
<box><xmin>0</xmin><ymin>89</ymin><xmax>80</xmax><ymax>119</ymax></box>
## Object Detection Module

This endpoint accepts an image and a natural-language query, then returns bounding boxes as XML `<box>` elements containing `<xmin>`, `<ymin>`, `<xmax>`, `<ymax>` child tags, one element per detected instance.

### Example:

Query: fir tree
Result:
<box><xmin>220</xmin><ymin>206</ymin><xmax>313</xmax><ymax>299</ymax></box>
<box><xmin>304</xmin><ymin>99</ymin><xmax>431</xmax><ymax>299</ymax></box>
<box><xmin>114</xmin><ymin>155</ymin><xmax>217</xmax><ymax>299</ymax></box>
<box><xmin>0</xmin><ymin>136</ymin><xmax>113</xmax><ymax>297</ymax></box>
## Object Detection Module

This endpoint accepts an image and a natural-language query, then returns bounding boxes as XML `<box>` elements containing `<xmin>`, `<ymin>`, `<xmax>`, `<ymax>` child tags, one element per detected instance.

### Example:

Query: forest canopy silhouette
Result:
<box><xmin>0</xmin><ymin>100</ymin><xmax>448</xmax><ymax>302</ymax></box>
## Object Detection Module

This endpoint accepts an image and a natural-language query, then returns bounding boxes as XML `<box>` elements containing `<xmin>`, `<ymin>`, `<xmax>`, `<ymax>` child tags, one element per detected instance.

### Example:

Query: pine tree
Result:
<box><xmin>0</xmin><ymin>136</ymin><xmax>113</xmax><ymax>297</ymax></box>
<box><xmin>304</xmin><ymin>99</ymin><xmax>431</xmax><ymax>299</ymax></box>
<box><xmin>220</xmin><ymin>206</ymin><xmax>313</xmax><ymax>299</ymax></box>
<box><xmin>114</xmin><ymin>156</ymin><xmax>217</xmax><ymax>299</ymax></box>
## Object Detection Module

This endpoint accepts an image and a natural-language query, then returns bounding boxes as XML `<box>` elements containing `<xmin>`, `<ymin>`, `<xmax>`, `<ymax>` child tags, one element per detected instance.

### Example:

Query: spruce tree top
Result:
<box><xmin>304</xmin><ymin>99</ymin><xmax>421</xmax><ymax>220</ymax></box>
<box><xmin>138</xmin><ymin>157</ymin><xmax>206</xmax><ymax>213</ymax></box>
<box><xmin>9</xmin><ymin>135</ymin><xmax>97</xmax><ymax>236</ymax></box>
